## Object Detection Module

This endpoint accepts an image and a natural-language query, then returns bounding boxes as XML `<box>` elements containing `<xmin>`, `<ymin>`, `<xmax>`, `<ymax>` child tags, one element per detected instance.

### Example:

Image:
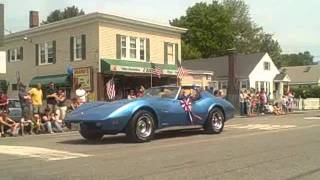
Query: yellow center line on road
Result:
<box><xmin>0</xmin><ymin>145</ymin><xmax>91</xmax><ymax>161</ymax></box>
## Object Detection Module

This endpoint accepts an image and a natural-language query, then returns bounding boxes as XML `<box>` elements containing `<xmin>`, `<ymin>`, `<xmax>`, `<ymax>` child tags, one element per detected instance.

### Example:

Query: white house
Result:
<box><xmin>183</xmin><ymin>52</ymin><xmax>289</xmax><ymax>99</ymax></box>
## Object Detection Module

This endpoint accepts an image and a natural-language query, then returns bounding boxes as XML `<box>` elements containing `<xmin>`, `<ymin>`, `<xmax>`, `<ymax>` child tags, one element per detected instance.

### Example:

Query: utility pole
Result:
<box><xmin>226</xmin><ymin>48</ymin><xmax>240</xmax><ymax>110</ymax></box>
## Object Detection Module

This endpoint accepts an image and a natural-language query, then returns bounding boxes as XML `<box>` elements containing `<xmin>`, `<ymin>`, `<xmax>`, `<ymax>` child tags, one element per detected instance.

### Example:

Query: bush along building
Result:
<box><xmin>0</xmin><ymin>11</ymin><xmax>187</xmax><ymax>99</ymax></box>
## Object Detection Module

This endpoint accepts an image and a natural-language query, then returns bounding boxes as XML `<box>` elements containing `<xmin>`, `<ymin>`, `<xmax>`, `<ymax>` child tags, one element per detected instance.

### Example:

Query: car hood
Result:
<box><xmin>65</xmin><ymin>99</ymin><xmax>135</xmax><ymax>122</ymax></box>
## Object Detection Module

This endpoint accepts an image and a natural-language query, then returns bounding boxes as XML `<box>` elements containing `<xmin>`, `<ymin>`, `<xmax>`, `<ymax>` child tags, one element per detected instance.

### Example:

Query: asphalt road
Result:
<box><xmin>0</xmin><ymin>111</ymin><xmax>320</xmax><ymax>180</ymax></box>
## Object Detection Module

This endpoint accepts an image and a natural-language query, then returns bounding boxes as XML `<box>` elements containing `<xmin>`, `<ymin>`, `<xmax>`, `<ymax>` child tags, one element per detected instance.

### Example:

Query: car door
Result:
<box><xmin>157</xmin><ymin>98</ymin><xmax>188</xmax><ymax>127</ymax></box>
<box><xmin>191</xmin><ymin>96</ymin><xmax>209</xmax><ymax>125</ymax></box>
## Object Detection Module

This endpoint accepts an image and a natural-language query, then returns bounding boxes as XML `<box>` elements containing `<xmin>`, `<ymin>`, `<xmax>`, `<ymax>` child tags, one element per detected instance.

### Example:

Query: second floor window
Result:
<box><xmin>8</xmin><ymin>47</ymin><xmax>22</xmax><ymax>62</ymax></box>
<box><xmin>167</xmin><ymin>43</ymin><xmax>174</xmax><ymax>64</ymax></box>
<box><xmin>74</xmin><ymin>35</ymin><xmax>82</xmax><ymax>60</ymax></box>
<box><xmin>164</xmin><ymin>42</ymin><xmax>178</xmax><ymax>65</ymax></box>
<box><xmin>118</xmin><ymin>35</ymin><xmax>147</xmax><ymax>61</ymax></box>
<box><xmin>264</xmin><ymin>62</ymin><xmax>270</xmax><ymax>70</ymax></box>
<box><xmin>38</xmin><ymin>41</ymin><xmax>54</xmax><ymax>65</ymax></box>
<box><xmin>70</xmin><ymin>34</ymin><xmax>86</xmax><ymax>61</ymax></box>
<box><xmin>121</xmin><ymin>36</ymin><xmax>127</xmax><ymax>58</ymax></box>
<box><xmin>130</xmin><ymin>37</ymin><xmax>137</xmax><ymax>59</ymax></box>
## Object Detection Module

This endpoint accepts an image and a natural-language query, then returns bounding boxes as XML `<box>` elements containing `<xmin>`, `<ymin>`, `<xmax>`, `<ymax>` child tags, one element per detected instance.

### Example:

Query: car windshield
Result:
<box><xmin>143</xmin><ymin>87</ymin><xmax>180</xmax><ymax>99</ymax></box>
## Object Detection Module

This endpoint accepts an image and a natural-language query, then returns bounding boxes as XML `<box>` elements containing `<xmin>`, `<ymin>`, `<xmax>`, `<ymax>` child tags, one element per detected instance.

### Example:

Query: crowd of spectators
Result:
<box><xmin>239</xmin><ymin>88</ymin><xmax>295</xmax><ymax>117</ymax></box>
<box><xmin>0</xmin><ymin>82</ymin><xmax>84</xmax><ymax>138</ymax></box>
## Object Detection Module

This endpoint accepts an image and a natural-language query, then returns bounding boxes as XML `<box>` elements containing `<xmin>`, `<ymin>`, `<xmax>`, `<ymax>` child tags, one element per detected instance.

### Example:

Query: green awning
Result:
<box><xmin>29</xmin><ymin>74</ymin><xmax>71</xmax><ymax>87</ymax></box>
<box><xmin>100</xmin><ymin>59</ymin><xmax>178</xmax><ymax>76</ymax></box>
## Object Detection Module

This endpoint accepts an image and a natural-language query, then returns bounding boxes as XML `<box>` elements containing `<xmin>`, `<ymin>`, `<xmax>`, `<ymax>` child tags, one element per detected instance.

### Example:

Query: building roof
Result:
<box><xmin>5</xmin><ymin>12</ymin><xmax>187</xmax><ymax>41</ymax></box>
<box><xmin>182</xmin><ymin>52</ymin><xmax>266</xmax><ymax>79</ymax></box>
<box><xmin>280</xmin><ymin>65</ymin><xmax>320</xmax><ymax>84</ymax></box>
<box><xmin>274</xmin><ymin>73</ymin><xmax>290</xmax><ymax>82</ymax></box>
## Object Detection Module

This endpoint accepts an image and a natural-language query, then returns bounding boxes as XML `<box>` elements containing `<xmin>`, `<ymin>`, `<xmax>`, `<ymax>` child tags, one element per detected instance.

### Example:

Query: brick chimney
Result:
<box><xmin>226</xmin><ymin>48</ymin><xmax>239</xmax><ymax>108</ymax></box>
<box><xmin>29</xmin><ymin>11</ymin><xmax>39</xmax><ymax>28</ymax></box>
<box><xmin>0</xmin><ymin>4</ymin><xmax>4</xmax><ymax>47</ymax></box>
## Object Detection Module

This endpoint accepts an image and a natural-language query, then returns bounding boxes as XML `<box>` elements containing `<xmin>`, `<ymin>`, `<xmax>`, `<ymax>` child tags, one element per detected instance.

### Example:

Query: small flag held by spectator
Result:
<box><xmin>106</xmin><ymin>78</ymin><xmax>116</xmax><ymax>100</ymax></box>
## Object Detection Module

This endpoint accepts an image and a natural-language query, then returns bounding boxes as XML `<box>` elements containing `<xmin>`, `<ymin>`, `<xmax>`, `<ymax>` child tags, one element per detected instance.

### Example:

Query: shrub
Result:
<box><xmin>292</xmin><ymin>86</ymin><xmax>320</xmax><ymax>98</ymax></box>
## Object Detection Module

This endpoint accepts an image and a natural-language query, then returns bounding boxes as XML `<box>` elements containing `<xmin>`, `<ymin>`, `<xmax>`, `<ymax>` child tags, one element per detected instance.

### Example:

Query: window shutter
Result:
<box><xmin>52</xmin><ymin>40</ymin><xmax>56</xmax><ymax>64</ymax></box>
<box><xmin>70</xmin><ymin>37</ymin><xmax>74</xmax><ymax>61</ymax></box>
<box><xmin>35</xmin><ymin>44</ymin><xmax>39</xmax><ymax>66</ymax></box>
<box><xmin>146</xmin><ymin>38</ymin><xmax>150</xmax><ymax>62</ymax></box>
<box><xmin>7</xmin><ymin>50</ymin><xmax>10</xmax><ymax>62</ymax></box>
<box><xmin>20</xmin><ymin>47</ymin><xmax>23</xmax><ymax>61</ymax></box>
<box><xmin>164</xmin><ymin>42</ymin><xmax>168</xmax><ymax>64</ymax></box>
<box><xmin>175</xmin><ymin>43</ymin><xmax>179</xmax><ymax>65</ymax></box>
<box><xmin>81</xmin><ymin>34</ymin><xmax>86</xmax><ymax>60</ymax></box>
<box><xmin>116</xmin><ymin>34</ymin><xmax>121</xmax><ymax>59</ymax></box>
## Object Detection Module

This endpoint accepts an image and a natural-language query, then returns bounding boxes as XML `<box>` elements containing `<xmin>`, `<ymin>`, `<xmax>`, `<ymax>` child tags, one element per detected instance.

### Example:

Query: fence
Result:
<box><xmin>294</xmin><ymin>98</ymin><xmax>320</xmax><ymax>110</ymax></box>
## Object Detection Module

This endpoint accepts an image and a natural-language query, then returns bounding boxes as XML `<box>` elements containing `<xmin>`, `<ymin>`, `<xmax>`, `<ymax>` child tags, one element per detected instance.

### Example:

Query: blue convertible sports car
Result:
<box><xmin>65</xmin><ymin>85</ymin><xmax>235</xmax><ymax>142</ymax></box>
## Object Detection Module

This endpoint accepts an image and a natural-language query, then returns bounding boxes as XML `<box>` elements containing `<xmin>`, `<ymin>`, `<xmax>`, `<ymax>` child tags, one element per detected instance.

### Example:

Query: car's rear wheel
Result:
<box><xmin>79</xmin><ymin>125</ymin><xmax>103</xmax><ymax>141</ymax></box>
<box><xmin>204</xmin><ymin>107</ymin><xmax>225</xmax><ymax>134</ymax></box>
<box><xmin>126</xmin><ymin>110</ymin><xmax>155</xmax><ymax>143</ymax></box>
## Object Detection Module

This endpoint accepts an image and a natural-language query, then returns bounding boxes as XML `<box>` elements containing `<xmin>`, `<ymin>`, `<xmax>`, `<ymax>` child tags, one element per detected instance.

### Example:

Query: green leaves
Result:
<box><xmin>171</xmin><ymin>0</ymin><xmax>282</xmax><ymax>62</ymax></box>
<box><xmin>279</xmin><ymin>51</ymin><xmax>315</xmax><ymax>67</ymax></box>
<box><xmin>42</xmin><ymin>6</ymin><xmax>85</xmax><ymax>24</ymax></box>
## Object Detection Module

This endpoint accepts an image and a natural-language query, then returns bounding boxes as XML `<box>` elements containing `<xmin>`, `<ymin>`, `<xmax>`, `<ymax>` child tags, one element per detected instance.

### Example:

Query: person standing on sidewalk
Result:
<box><xmin>75</xmin><ymin>83</ymin><xmax>87</xmax><ymax>105</ymax></box>
<box><xmin>18</xmin><ymin>84</ymin><xmax>33</xmax><ymax>135</ymax></box>
<box><xmin>46</xmin><ymin>82</ymin><xmax>58</xmax><ymax>116</ymax></box>
<box><xmin>28</xmin><ymin>83</ymin><xmax>43</xmax><ymax>133</ymax></box>
<box><xmin>239</xmin><ymin>91</ymin><xmax>245</xmax><ymax>116</ymax></box>
<box><xmin>56</xmin><ymin>89</ymin><xmax>67</xmax><ymax>124</ymax></box>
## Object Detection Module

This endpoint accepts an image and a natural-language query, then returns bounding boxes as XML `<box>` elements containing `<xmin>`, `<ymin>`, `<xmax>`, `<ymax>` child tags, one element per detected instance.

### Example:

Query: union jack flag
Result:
<box><xmin>177</xmin><ymin>66</ymin><xmax>189</xmax><ymax>79</ymax></box>
<box><xmin>106</xmin><ymin>78</ymin><xmax>115</xmax><ymax>100</ymax></box>
<box><xmin>180</xmin><ymin>98</ymin><xmax>192</xmax><ymax>112</ymax></box>
<box><xmin>152</xmin><ymin>66</ymin><xmax>162</xmax><ymax>79</ymax></box>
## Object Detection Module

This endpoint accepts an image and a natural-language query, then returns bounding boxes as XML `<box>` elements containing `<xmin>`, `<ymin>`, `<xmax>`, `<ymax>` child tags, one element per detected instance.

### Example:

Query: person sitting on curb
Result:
<box><xmin>42</xmin><ymin>108</ymin><xmax>63</xmax><ymax>134</ymax></box>
<box><xmin>273</xmin><ymin>102</ymin><xmax>285</xmax><ymax>115</ymax></box>
<box><xmin>0</xmin><ymin>111</ymin><xmax>20</xmax><ymax>137</ymax></box>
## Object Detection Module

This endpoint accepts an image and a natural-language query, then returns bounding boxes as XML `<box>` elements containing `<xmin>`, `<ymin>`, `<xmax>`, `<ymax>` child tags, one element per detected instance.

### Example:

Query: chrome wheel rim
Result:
<box><xmin>212</xmin><ymin>112</ymin><xmax>223</xmax><ymax>130</ymax></box>
<box><xmin>136</xmin><ymin>114</ymin><xmax>153</xmax><ymax>138</ymax></box>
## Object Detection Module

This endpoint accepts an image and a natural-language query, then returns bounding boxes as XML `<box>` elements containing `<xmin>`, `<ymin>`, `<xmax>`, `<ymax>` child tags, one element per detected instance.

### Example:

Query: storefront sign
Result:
<box><xmin>73</xmin><ymin>67</ymin><xmax>93</xmax><ymax>91</ymax></box>
<box><xmin>111</xmin><ymin>65</ymin><xmax>178</xmax><ymax>75</ymax></box>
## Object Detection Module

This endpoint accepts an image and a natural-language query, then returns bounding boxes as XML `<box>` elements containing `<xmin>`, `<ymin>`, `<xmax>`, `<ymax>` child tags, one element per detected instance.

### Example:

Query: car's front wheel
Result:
<box><xmin>204</xmin><ymin>107</ymin><xmax>225</xmax><ymax>134</ymax></box>
<box><xmin>126</xmin><ymin>110</ymin><xmax>155</xmax><ymax>143</ymax></box>
<box><xmin>79</xmin><ymin>128</ymin><xmax>104</xmax><ymax>141</ymax></box>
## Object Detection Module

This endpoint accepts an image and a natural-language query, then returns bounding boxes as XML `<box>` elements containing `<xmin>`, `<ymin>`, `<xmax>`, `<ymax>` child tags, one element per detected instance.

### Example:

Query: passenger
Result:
<box><xmin>127</xmin><ymin>90</ymin><xmax>137</xmax><ymax>99</ymax></box>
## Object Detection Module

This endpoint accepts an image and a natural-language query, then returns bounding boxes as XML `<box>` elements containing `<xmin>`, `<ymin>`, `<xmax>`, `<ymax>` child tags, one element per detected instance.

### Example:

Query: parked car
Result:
<box><xmin>65</xmin><ymin>85</ymin><xmax>235</xmax><ymax>142</ymax></box>
<box><xmin>8</xmin><ymin>98</ymin><xmax>22</xmax><ymax>122</ymax></box>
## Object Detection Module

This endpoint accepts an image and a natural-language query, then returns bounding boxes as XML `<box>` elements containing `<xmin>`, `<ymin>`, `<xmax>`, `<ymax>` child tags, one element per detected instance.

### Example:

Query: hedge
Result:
<box><xmin>292</xmin><ymin>86</ymin><xmax>320</xmax><ymax>98</ymax></box>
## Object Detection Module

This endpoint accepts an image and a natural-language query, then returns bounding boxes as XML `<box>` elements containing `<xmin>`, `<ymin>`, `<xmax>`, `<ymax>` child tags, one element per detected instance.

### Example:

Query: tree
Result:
<box><xmin>170</xmin><ymin>0</ymin><xmax>282</xmax><ymax>62</ymax></box>
<box><xmin>258</xmin><ymin>33</ymin><xmax>282</xmax><ymax>67</ymax></box>
<box><xmin>42</xmin><ymin>6</ymin><xmax>85</xmax><ymax>24</ymax></box>
<box><xmin>279</xmin><ymin>51</ymin><xmax>315</xmax><ymax>67</ymax></box>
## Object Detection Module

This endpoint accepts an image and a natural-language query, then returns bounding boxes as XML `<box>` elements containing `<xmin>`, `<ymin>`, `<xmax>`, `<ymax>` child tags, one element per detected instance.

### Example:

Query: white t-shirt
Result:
<box><xmin>76</xmin><ymin>88</ymin><xmax>87</xmax><ymax>103</ymax></box>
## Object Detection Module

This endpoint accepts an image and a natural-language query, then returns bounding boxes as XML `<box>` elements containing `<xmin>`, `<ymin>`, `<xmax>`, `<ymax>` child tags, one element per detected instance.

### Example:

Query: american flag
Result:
<box><xmin>152</xmin><ymin>66</ymin><xmax>162</xmax><ymax>79</ymax></box>
<box><xmin>106</xmin><ymin>78</ymin><xmax>116</xmax><ymax>100</ymax></box>
<box><xmin>177</xmin><ymin>66</ymin><xmax>188</xmax><ymax>79</ymax></box>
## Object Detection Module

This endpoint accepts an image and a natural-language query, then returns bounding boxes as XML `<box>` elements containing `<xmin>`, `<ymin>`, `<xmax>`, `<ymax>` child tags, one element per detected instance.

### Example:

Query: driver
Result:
<box><xmin>159</xmin><ymin>88</ymin><xmax>172</xmax><ymax>98</ymax></box>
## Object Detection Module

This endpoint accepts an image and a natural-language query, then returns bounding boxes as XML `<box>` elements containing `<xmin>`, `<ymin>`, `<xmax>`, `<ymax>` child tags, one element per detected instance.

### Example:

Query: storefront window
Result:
<box><xmin>130</xmin><ymin>37</ymin><xmax>137</xmax><ymax>59</ymax></box>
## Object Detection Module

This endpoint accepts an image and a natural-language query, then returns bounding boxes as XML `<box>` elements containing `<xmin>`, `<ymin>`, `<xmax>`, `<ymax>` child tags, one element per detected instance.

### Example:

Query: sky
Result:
<box><xmin>0</xmin><ymin>0</ymin><xmax>319</xmax><ymax>61</ymax></box>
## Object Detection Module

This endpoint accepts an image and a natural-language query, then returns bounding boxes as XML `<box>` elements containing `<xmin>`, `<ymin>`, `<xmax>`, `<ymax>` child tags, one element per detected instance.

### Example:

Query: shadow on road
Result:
<box><xmin>57</xmin><ymin>128</ymin><xmax>206</xmax><ymax>145</ymax></box>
